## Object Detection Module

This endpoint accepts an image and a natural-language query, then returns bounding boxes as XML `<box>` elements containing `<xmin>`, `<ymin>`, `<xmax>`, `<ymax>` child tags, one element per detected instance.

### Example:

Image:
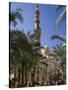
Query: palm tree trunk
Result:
<box><xmin>21</xmin><ymin>65</ymin><xmax>24</xmax><ymax>87</ymax></box>
<box><xmin>37</xmin><ymin>68</ymin><xmax>39</xmax><ymax>84</ymax></box>
<box><xmin>24</xmin><ymin>66</ymin><xmax>27</xmax><ymax>86</ymax></box>
<box><xmin>31</xmin><ymin>67</ymin><xmax>35</xmax><ymax>86</ymax></box>
<box><xmin>18</xmin><ymin>68</ymin><xmax>21</xmax><ymax>86</ymax></box>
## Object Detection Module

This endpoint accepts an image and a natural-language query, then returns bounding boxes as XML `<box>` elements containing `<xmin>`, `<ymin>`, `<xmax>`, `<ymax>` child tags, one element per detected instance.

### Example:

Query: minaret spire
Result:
<box><xmin>37</xmin><ymin>4</ymin><xmax>38</xmax><ymax>9</ymax></box>
<box><xmin>33</xmin><ymin>4</ymin><xmax>41</xmax><ymax>47</ymax></box>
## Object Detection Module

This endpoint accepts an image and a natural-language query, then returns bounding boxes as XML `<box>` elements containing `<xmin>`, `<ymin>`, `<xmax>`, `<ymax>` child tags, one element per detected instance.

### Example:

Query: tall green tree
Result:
<box><xmin>49</xmin><ymin>44</ymin><xmax>66</xmax><ymax>83</ymax></box>
<box><xmin>10</xmin><ymin>30</ymin><xmax>43</xmax><ymax>87</ymax></box>
<box><xmin>10</xmin><ymin>30</ymin><xmax>32</xmax><ymax>87</ymax></box>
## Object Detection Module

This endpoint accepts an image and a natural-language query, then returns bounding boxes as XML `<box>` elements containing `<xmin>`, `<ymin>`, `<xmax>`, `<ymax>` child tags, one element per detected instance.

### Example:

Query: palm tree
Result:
<box><xmin>10</xmin><ymin>29</ymin><xmax>43</xmax><ymax>87</ymax></box>
<box><xmin>9</xmin><ymin>7</ymin><xmax>23</xmax><ymax>28</ymax></box>
<box><xmin>25</xmin><ymin>31</ymin><xmax>43</xmax><ymax>86</ymax></box>
<box><xmin>31</xmin><ymin>48</ymin><xmax>43</xmax><ymax>86</ymax></box>
<box><xmin>10</xmin><ymin>30</ymin><xmax>31</xmax><ymax>87</ymax></box>
<box><xmin>51</xmin><ymin>6</ymin><xmax>66</xmax><ymax>83</ymax></box>
<box><xmin>49</xmin><ymin>44</ymin><xmax>66</xmax><ymax>84</ymax></box>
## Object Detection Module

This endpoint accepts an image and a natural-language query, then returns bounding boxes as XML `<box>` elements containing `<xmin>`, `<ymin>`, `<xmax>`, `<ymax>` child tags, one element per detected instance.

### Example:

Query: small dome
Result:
<box><xmin>44</xmin><ymin>45</ymin><xmax>48</xmax><ymax>48</ymax></box>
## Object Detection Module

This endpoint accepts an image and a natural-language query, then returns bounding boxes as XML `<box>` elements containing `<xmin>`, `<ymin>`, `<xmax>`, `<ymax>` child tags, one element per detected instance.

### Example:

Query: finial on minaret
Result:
<box><xmin>37</xmin><ymin>4</ymin><xmax>38</xmax><ymax>9</ymax></box>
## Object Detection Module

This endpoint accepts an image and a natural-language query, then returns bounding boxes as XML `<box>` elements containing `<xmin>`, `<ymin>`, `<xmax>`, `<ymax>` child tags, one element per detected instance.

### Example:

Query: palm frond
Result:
<box><xmin>55</xmin><ymin>7</ymin><xmax>66</xmax><ymax>27</ymax></box>
<box><xmin>9</xmin><ymin>8</ymin><xmax>23</xmax><ymax>28</ymax></box>
<box><xmin>56</xmin><ymin>5</ymin><xmax>65</xmax><ymax>11</ymax></box>
<box><xmin>51</xmin><ymin>35</ymin><xmax>66</xmax><ymax>42</ymax></box>
<box><xmin>16</xmin><ymin>12</ymin><xmax>23</xmax><ymax>22</ymax></box>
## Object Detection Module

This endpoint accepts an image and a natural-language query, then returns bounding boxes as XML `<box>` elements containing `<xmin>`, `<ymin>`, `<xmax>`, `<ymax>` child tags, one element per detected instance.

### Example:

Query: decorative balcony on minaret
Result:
<box><xmin>33</xmin><ymin>4</ymin><xmax>41</xmax><ymax>47</ymax></box>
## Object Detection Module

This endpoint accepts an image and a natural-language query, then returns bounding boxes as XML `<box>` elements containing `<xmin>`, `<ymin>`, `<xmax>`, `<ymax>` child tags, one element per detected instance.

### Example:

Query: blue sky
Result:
<box><xmin>10</xmin><ymin>2</ymin><xmax>66</xmax><ymax>48</ymax></box>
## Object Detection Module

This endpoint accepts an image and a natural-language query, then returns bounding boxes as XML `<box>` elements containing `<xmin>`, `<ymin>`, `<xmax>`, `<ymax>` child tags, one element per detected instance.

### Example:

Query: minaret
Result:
<box><xmin>33</xmin><ymin>4</ymin><xmax>41</xmax><ymax>47</ymax></box>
